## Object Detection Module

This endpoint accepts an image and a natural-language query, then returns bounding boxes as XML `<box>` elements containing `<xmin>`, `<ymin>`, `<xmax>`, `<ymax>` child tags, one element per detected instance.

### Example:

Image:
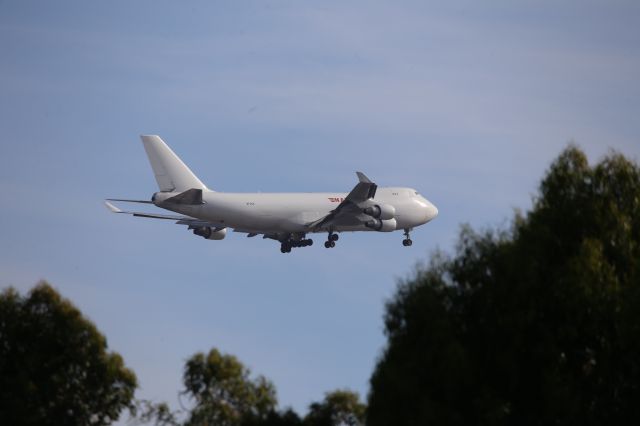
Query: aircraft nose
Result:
<box><xmin>418</xmin><ymin>196</ymin><xmax>438</xmax><ymax>223</ymax></box>
<box><xmin>425</xmin><ymin>199</ymin><xmax>438</xmax><ymax>221</ymax></box>
<box><xmin>428</xmin><ymin>201</ymin><xmax>438</xmax><ymax>220</ymax></box>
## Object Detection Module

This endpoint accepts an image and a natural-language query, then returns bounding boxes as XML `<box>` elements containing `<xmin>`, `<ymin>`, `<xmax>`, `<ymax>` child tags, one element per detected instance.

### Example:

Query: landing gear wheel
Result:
<box><xmin>306</xmin><ymin>239</ymin><xmax>313</xmax><ymax>246</ymax></box>
<box><xmin>402</xmin><ymin>228</ymin><xmax>413</xmax><ymax>247</ymax></box>
<box><xmin>326</xmin><ymin>231</ymin><xmax>338</xmax><ymax>248</ymax></box>
<box><xmin>280</xmin><ymin>242</ymin><xmax>292</xmax><ymax>253</ymax></box>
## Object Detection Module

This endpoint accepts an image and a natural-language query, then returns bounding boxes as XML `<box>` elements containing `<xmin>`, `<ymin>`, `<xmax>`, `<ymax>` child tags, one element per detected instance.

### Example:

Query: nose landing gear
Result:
<box><xmin>402</xmin><ymin>228</ymin><xmax>413</xmax><ymax>247</ymax></box>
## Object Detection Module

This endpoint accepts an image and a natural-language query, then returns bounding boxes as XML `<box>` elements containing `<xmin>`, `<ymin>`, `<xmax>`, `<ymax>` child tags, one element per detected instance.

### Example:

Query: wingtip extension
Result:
<box><xmin>104</xmin><ymin>201</ymin><xmax>122</xmax><ymax>213</ymax></box>
<box><xmin>356</xmin><ymin>171</ymin><xmax>372</xmax><ymax>183</ymax></box>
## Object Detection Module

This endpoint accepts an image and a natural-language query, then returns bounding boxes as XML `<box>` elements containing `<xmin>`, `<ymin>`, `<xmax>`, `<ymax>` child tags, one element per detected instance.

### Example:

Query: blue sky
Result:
<box><xmin>1</xmin><ymin>0</ymin><xmax>639</xmax><ymax>421</ymax></box>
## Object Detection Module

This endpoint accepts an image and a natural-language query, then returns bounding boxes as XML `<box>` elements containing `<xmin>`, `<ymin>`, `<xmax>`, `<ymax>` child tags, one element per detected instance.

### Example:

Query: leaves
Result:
<box><xmin>182</xmin><ymin>348</ymin><xmax>277</xmax><ymax>426</ymax></box>
<box><xmin>138</xmin><ymin>351</ymin><xmax>364</xmax><ymax>426</ymax></box>
<box><xmin>303</xmin><ymin>390</ymin><xmax>366</xmax><ymax>426</ymax></box>
<box><xmin>0</xmin><ymin>282</ymin><xmax>137</xmax><ymax>425</ymax></box>
<box><xmin>367</xmin><ymin>146</ymin><xmax>640</xmax><ymax>425</ymax></box>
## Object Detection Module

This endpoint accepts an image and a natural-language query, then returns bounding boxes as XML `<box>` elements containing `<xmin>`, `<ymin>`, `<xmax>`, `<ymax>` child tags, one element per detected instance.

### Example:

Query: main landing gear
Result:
<box><xmin>402</xmin><ymin>228</ymin><xmax>413</xmax><ymax>247</ymax></box>
<box><xmin>280</xmin><ymin>237</ymin><xmax>313</xmax><ymax>253</ymax></box>
<box><xmin>324</xmin><ymin>232</ymin><xmax>339</xmax><ymax>248</ymax></box>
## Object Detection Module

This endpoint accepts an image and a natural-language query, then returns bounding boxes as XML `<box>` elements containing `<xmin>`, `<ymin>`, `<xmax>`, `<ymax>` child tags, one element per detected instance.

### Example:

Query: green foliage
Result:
<box><xmin>132</xmin><ymin>400</ymin><xmax>180</xmax><ymax>426</ymax></box>
<box><xmin>240</xmin><ymin>408</ymin><xmax>302</xmax><ymax>426</ymax></box>
<box><xmin>135</xmin><ymin>349</ymin><xmax>365</xmax><ymax>426</ymax></box>
<box><xmin>181</xmin><ymin>348</ymin><xmax>277</xmax><ymax>426</ymax></box>
<box><xmin>303</xmin><ymin>390</ymin><xmax>366</xmax><ymax>426</ymax></box>
<box><xmin>367</xmin><ymin>146</ymin><xmax>640</xmax><ymax>425</ymax></box>
<box><xmin>0</xmin><ymin>281</ymin><xmax>137</xmax><ymax>425</ymax></box>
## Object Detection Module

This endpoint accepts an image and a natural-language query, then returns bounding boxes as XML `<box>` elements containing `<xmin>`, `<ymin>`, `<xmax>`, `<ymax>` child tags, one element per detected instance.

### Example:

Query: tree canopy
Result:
<box><xmin>303</xmin><ymin>389</ymin><xmax>365</xmax><ymax>426</ymax></box>
<box><xmin>179</xmin><ymin>349</ymin><xmax>365</xmax><ymax>426</ymax></box>
<box><xmin>367</xmin><ymin>146</ymin><xmax>640</xmax><ymax>425</ymax></box>
<box><xmin>0</xmin><ymin>281</ymin><xmax>137</xmax><ymax>425</ymax></box>
<box><xmin>181</xmin><ymin>348</ymin><xmax>278</xmax><ymax>426</ymax></box>
<box><xmin>137</xmin><ymin>348</ymin><xmax>365</xmax><ymax>426</ymax></box>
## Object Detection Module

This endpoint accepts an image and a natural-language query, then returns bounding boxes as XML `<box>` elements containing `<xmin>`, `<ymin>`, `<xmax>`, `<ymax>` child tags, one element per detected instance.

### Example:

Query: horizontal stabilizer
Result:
<box><xmin>104</xmin><ymin>199</ymin><xmax>223</xmax><ymax>228</ymax></box>
<box><xmin>105</xmin><ymin>198</ymin><xmax>153</xmax><ymax>204</ymax></box>
<box><xmin>164</xmin><ymin>188</ymin><xmax>204</xmax><ymax>205</ymax></box>
<box><xmin>104</xmin><ymin>201</ymin><xmax>122</xmax><ymax>213</ymax></box>
<box><xmin>132</xmin><ymin>212</ymin><xmax>188</xmax><ymax>220</ymax></box>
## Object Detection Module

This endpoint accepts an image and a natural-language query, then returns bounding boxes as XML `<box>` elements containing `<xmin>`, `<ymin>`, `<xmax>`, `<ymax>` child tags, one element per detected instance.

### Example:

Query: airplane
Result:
<box><xmin>105</xmin><ymin>135</ymin><xmax>438</xmax><ymax>253</ymax></box>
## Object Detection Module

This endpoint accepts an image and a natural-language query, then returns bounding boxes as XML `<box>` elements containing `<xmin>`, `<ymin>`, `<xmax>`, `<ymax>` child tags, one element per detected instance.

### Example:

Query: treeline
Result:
<box><xmin>367</xmin><ymin>146</ymin><xmax>640</xmax><ymax>425</ymax></box>
<box><xmin>0</xmin><ymin>282</ymin><xmax>365</xmax><ymax>426</ymax></box>
<box><xmin>1</xmin><ymin>145</ymin><xmax>639</xmax><ymax>425</ymax></box>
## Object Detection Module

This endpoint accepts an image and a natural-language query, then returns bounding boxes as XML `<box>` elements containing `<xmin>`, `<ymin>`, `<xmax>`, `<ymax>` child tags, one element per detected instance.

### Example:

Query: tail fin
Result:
<box><xmin>140</xmin><ymin>135</ymin><xmax>208</xmax><ymax>192</ymax></box>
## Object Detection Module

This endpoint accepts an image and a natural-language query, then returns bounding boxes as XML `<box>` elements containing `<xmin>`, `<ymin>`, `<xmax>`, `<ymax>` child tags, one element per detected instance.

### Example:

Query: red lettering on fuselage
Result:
<box><xmin>328</xmin><ymin>197</ymin><xmax>345</xmax><ymax>203</ymax></box>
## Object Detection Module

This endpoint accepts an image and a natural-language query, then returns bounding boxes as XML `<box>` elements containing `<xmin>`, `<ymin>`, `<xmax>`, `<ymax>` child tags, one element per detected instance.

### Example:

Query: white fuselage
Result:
<box><xmin>107</xmin><ymin>135</ymin><xmax>439</xmax><ymax>250</ymax></box>
<box><xmin>153</xmin><ymin>187</ymin><xmax>438</xmax><ymax>235</ymax></box>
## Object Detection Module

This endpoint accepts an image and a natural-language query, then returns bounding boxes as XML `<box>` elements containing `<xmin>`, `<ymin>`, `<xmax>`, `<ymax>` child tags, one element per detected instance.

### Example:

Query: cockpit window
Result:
<box><xmin>414</xmin><ymin>191</ymin><xmax>419</xmax><ymax>195</ymax></box>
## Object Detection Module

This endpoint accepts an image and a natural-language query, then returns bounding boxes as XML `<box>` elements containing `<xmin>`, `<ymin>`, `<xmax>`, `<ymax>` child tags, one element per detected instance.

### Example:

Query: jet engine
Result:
<box><xmin>364</xmin><ymin>218</ymin><xmax>397</xmax><ymax>232</ymax></box>
<box><xmin>363</xmin><ymin>204</ymin><xmax>396</xmax><ymax>220</ymax></box>
<box><xmin>192</xmin><ymin>226</ymin><xmax>227</xmax><ymax>240</ymax></box>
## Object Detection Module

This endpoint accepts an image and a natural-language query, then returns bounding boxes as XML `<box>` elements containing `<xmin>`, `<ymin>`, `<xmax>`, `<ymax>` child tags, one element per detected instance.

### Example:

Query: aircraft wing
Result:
<box><xmin>308</xmin><ymin>171</ymin><xmax>377</xmax><ymax>230</ymax></box>
<box><xmin>104</xmin><ymin>201</ymin><xmax>224</xmax><ymax>229</ymax></box>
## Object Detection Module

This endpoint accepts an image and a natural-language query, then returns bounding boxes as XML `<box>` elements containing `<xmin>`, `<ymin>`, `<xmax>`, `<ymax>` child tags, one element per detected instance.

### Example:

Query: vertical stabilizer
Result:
<box><xmin>140</xmin><ymin>135</ymin><xmax>208</xmax><ymax>192</ymax></box>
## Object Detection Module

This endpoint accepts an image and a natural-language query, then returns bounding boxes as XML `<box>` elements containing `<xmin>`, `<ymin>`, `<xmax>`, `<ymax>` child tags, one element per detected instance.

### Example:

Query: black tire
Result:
<box><xmin>330</xmin><ymin>241</ymin><xmax>336</xmax><ymax>248</ymax></box>
<box><xmin>331</xmin><ymin>234</ymin><xmax>339</xmax><ymax>242</ymax></box>
<box><xmin>324</xmin><ymin>241</ymin><xmax>331</xmax><ymax>248</ymax></box>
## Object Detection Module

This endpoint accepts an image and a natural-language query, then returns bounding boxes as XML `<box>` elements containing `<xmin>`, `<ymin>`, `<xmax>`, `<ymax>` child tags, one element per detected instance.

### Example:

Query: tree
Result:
<box><xmin>240</xmin><ymin>408</ymin><xmax>302</xmax><ymax>426</ymax></box>
<box><xmin>367</xmin><ymin>146</ymin><xmax>640</xmax><ymax>425</ymax></box>
<box><xmin>181</xmin><ymin>348</ymin><xmax>278</xmax><ymax>426</ymax></box>
<box><xmin>133</xmin><ymin>352</ymin><xmax>301</xmax><ymax>426</ymax></box>
<box><xmin>0</xmin><ymin>281</ymin><xmax>137</xmax><ymax>425</ymax></box>
<box><xmin>135</xmin><ymin>349</ymin><xmax>365</xmax><ymax>426</ymax></box>
<box><xmin>303</xmin><ymin>390</ymin><xmax>365</xmax><ymax>426</ymax></box>
<box><xmin>132</xmin><ymin>400</ymin><xmax>180</xmax><ymax>426</ymax></box>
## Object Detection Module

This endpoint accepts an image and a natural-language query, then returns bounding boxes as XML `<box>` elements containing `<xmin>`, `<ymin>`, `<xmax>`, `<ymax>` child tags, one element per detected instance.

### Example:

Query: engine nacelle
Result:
<box><xmin>364</xmin><ymin>218</ymin><xmax>397</xmax><ymax>232</ymax></box>
<box><xmin>363</xmin><ymin>204</ymin><xmax>396</xmax><ymax>220</ymax></box>
<box><xmin>193</xmin><ymin>226</ymin><xmax>227</xmax><ymax>240</ymax></box>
